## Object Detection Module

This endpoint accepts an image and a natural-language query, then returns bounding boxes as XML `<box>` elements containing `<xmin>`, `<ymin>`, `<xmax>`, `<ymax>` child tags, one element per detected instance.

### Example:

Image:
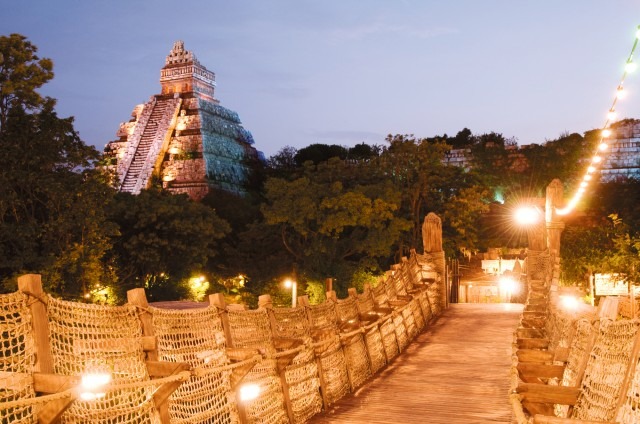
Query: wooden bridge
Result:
<box><xmin>311</xmin><ymin>303</ymin><xmax>521</xmax><ymax>423</ymax></box>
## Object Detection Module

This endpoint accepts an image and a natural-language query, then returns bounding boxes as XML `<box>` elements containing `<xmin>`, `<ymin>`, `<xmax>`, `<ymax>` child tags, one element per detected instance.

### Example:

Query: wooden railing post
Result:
<box><xmin>127</xmin><ymin>288</ymin><xmax>158</xmax><ymax>361</ymax></box>
<box><xmin>17</xmin><ymin>274</ymin><xmax>53</xmax><ymax>374</ymax></box>
<box><xmin>209</xmin><ymin>293</ymin><xmax>250</xmax><ymax>424</ymax></box>
<box><xmin>258</xmin><ymin>294</ymin><xmax>296</xmax><ymax>424</ymax></box>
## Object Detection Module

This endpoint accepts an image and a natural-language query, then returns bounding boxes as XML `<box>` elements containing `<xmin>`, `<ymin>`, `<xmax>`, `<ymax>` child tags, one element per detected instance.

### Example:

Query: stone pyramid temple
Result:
<box><xmin>104</xmin><ymin>41</ymin><xmax>262</xmax><ymax>200</ymax></box>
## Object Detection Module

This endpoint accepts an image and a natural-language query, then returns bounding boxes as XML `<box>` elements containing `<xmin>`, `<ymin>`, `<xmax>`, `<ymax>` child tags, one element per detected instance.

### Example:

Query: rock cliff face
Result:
<box><xmin>104</xmin><ymin>41</ymin><xmax>262</xmax><ymax>199</ymax></box>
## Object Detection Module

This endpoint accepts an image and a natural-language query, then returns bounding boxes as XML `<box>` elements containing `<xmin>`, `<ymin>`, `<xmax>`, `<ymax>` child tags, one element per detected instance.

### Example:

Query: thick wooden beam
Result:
<box><xmin>517</xmin><ymin>363</ymin><xmax>565</xmax><ymax>379</ymax></box>
<box><xmin>37</xmin><ymin>395</ymin><xmax>76</xmax><ymax>424</ymax></box>
<box><xmin>126</xmin><ymin>288</ymin><xmax>158</xmax><ymax>361</ymax></box>
<box><xmin>517</xmin><ymin>383</ymin><xmax>580</xmax><ymax>405</ymax></box>
<box><xmin>517</xmin><ymin>349</ymin><xmax>554</xmax><ymax>363</ymax></box>
<box><xmin>18</xmin><ymin>274</ymin><xmax>54</xmax><ymax>374</ymax></box>
<box><xmin>151</xmin><ymin>364</ymin><xmax>190</xmax><ymax>424</ymax></box>
<box><xmin>522</xmin><ymin>401</ymin><xmax>555</xmax><ymax>418</ymax></box>
<box><xmin>146</xmin><ymin>360</ymin><xmax>191</xmax><ymax>378</ymax></box>
<box><xmin>32</xmin><ymin>373</ymin><xmax>79</xmax><ymax>393</ymax></box>
<box><xmin>517</xmin><ymin>338</ymin><xmax>550</xmax><ymax>349</ymax></box>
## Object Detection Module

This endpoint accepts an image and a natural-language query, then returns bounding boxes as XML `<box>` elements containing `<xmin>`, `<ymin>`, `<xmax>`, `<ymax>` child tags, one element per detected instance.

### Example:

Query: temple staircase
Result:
<box><xmin>120</xmin><ymin>96</ymin><xmax>180</xmax><ymax>194</ymax></box>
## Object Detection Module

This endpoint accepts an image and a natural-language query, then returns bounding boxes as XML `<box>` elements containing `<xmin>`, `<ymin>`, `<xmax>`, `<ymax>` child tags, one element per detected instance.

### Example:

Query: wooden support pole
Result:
<box><xmin>209</xmin><ymin>293</ymin><xmax>233</xmax><ymax>348</ymax></box>
<box><xmin>18</xmin><ymin>274</ymin><xmax>54</xmax><ymax>374</ymax></box>
<box><xmin>126</xmin><ymin>288</ymin><xmax>158</xmax><ymax>361</ymax></box>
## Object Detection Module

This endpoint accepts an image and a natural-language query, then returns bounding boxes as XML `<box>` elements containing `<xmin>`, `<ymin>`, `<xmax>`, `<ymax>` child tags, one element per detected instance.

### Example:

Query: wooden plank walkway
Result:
<box><xmin>310</xmin><ymin>303</ymin><xmax>523</xmax><ymax>424</ymax></box>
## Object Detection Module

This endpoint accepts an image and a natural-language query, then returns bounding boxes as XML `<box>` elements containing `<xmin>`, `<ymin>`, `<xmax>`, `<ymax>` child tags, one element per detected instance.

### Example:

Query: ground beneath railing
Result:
<box><xmin>310</xmin><ymin>303</ymin><xmax>523</xmax><ymax>424</ymax></box>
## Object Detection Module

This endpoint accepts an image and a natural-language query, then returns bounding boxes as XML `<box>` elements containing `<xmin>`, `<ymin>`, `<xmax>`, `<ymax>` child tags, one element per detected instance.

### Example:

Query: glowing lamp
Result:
<box><xmin>598</xmin><ymin>142</ymin><xmax>608</xmax><ymax>151</ymax></box>
<box><xmin>499</xmin><ymin>277</ymin><xmax>518</xmax><ymax>295</ymax></box>
<box><xmin>162</xmin><ymin>174</ymin><xmax>175</xmax><ymax>182</ymax></box>
<box><xmin>584</xmin><ymin>174</ymin><xmax>592</xmax><ymax>181</ymax></box>
<box><xmin>592</xmin><ymin>155</ymin><xmax>602</xmax><ymax>163</ymax></box>
<box><xmin>560</xmin><ymin>295</ymin><xmax>579</xmax><ymax>311</ymax></box>
<box><xmin>607</xmin><ymin>110</ymin><xmax>617</xmax><ymax>120</ymax></box>
<box><xmin>79</xmin><ymin>371</ymin><xmax>111</xmax><ymax>401</ymax></box>
<box><xmin>514</xmin><ymin>206</ymin><xmax>539</xmax><ymax>225</ymax></box>
<box><xmin>168</xmin><ymin>147</ymin><xmax>181</xmax><ymax>155</ymax></box>
<box><xmin>239</xmin><ymin>384</ymin><xmax>261</xmax><ymax>402</ymax></box>
<box><xmin>625</xmin><ymin>61</ymin><xmax>637</xmax><ymax>73</ymax></box>
<box><xmin>616</xmin><ymin>86</ymin><xmax>626</xmax><ymax>99</ymax></box>
<box><xmin>602</xmin><ymin>129</ymin><xmax>612</xmax><ymax>137</ymax></box>
<box><xmin>587</xmin><ymin>166</ymin><xmax>596</xmax><ymax>173</ymax></box>
<box><xmin>580</xmin><ymin>181</ymin><xmax>588</xmax><ymax>188</ymax></box>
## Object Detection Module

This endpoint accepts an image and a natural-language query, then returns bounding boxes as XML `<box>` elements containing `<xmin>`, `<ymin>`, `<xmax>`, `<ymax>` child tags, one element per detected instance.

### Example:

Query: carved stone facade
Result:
<box><xmin>600</xmin><ymin>121</ymin><xmax>640</xmax><ymax>181</ymax></box>
<box><xmin>104</xmin><ymin>41</ymin><xmax>262</xmax><ymax>199</ymax></box>
<box><xmin>443</xmin><ymin>121</ymin><xmax>640</xmax><ymax>182</ymax></box>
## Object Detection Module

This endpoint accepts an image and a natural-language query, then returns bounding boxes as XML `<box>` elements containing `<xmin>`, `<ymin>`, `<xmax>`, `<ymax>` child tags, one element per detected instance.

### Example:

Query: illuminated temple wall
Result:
<box><xmin>104</xmin><ymin>41</ymin><xmax>262</xmax><ymax>200</ymax></box>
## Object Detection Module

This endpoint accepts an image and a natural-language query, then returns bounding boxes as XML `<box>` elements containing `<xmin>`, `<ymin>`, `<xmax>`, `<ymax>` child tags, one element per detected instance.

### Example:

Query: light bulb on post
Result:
<box><xmin>616</xmin><ymin>86</ymin><xmax>626</xmax><ymax>99</ymax></box>
<box><xmin>602</xmin><ymin>129</ymin><xmax>612</xmax><ymax>138</ymax></box>
<box><xmin>607</xmin><ymin>110</ymin><xmax>617</xmax><ymax>120</ymax></box>
<box><xmin>599</xmin><ymin>142</ymin><xmax>608</xmax><ymax>151</ymax></box>
<box><xmin>514</xmin><ymin>206</ymin><xmax>539</xmax><ymax>226</ymax></box>
<box><xmin>283</xmin><ymin>278</ymin><xmax>297</xmax><ymax>308</ymax></box>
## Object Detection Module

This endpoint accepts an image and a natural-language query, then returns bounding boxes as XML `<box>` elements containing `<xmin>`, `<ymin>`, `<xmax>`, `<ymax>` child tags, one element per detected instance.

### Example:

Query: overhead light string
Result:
<box><xmin>556</xmin><ymin>25</ymin><xmax>640</xmax><ymax>216</ymax></box>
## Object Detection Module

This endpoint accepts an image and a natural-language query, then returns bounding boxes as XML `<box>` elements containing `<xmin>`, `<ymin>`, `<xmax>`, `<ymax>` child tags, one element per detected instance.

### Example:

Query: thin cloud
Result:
<box><xmin>309</xmin><ymin>129</ymin><xmax>386</xmax><ymax>143</ymax></box>
<box><xmin>331</xmin><ymin>23</ymin><xmax>458</xmax><ymax>41</ymax></box>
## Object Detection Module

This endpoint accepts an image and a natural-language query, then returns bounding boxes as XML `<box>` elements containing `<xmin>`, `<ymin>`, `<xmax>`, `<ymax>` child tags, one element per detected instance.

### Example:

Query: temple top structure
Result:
<box><xmin>160</xmin><ymin>40</ymin><xmax>217</xmax><ymax>102</ymax></box>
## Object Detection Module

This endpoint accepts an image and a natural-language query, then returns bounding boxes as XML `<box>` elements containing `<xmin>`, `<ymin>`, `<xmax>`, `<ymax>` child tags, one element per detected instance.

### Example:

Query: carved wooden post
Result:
<box><xmin>17</xmin><ymin>274</ymin><xmax>53</xmax><ymax>374</ymax></box>
<box><xmin>326</xmin><ymin>290</ymin><xmax>338</xmax><ymax>302</ymax></box>
<box><xmin>546</xmin><ymin>179</ymin><xmax>565</xmax><ymax>296</ymax></box>
<box><xmin>422</xmin><ymin>213</ymin><xmax>447</xmax><ymax>308</ymax></box>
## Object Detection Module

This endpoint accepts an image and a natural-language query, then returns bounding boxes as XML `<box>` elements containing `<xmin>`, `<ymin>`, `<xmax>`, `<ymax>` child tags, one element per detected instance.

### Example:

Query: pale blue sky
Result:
<box><xmin>1</xmin><ymin>1</ymin><xmax>639</xmax><ymax>156</ymax></box>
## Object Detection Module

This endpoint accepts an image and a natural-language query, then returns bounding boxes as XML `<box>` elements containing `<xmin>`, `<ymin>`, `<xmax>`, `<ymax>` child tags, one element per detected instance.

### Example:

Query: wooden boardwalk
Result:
<box><xmin>310</xmin><ymin>303</ymin><xmax>523</xmax><ymax>424</ymax></box>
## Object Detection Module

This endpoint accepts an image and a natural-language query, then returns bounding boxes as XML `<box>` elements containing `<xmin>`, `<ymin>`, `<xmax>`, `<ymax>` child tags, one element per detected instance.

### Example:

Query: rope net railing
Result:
<box><xmin>0</xmin><ymin>249</ymin><xmax>445</xmax><ymax>423</ymax></box>
<box><xmin>510</xmin><ymin>232</ymin><xmax>640</xmax><ymax>423</ymax></box>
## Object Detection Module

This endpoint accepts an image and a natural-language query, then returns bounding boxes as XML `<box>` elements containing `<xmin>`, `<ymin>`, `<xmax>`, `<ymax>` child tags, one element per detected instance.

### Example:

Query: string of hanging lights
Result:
<box><xmin>556</xmin><ymin>25</ymin><xmax>640</xmax><ymax>216</ymax></box>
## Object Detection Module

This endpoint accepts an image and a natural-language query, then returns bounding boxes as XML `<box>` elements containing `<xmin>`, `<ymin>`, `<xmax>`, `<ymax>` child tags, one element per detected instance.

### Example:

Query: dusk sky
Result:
<box><xmin>2</xmin><ymin>1</ymin><xmax>640</xmax><ymax>156</ymax></box>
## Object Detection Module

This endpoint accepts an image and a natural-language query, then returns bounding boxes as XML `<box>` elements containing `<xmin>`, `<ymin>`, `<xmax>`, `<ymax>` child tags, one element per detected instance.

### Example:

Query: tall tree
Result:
<box><xmin>107</xmin><ymin>190</ymin><xmax>230</xmax><ymax>301</ymax></box>
<box><xmin>0</xmin><ymin>34</ymin><xmax>53</xmax><ymax>132</ymax></box>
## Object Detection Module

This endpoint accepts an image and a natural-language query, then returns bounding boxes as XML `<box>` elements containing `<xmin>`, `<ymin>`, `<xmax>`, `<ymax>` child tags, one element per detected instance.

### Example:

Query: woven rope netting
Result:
<box><xmin>355</xmin><ymin>290</ymin><xmax>399</xmax><ymax>362</ymax></box>
<box><xmin>270</xmin><ymin>307</ymin><xmax>322</xmax><ymax>423</ymax></box>
<box><xmin>617</xmin><ymin>337</ymin><xmax>640</xmax><ymax>422</ymax></box>
<box><xmin>150</xmin><ymin>306</ymin><xmax>238</xmax><ymax>424</ymax></box>
<box><xmin>401</xmin><ymin>304</ymin><xmax>418</xmax><ymax>340</ymax></box>
<box><xmin>334</xmin><ymin>296</ymin><xmax>360</xmax><ymax>325</ymax></box>
<box><xmin>47</xmin><ymin>296</ymin><xmax>160</xmax><ymax>423</ymax></box>
<box><xmin>553</xmin><ymin>319</ymin><xmax>598</xmax><ymax>418</ymax></box>
<box><xmin>426</xmin><ymin>283</ymin><xmax>442</xmax><ymax>316</ymax></box>
<box><xmin>363</xmin><ymin>325</ymin><xmax>386</xmax><ymax>374</ymax></box>
<box><xmin>372</xmin><ymin>282</ymin><xmax>390</xmax><ymax>308</ymax></box>
<box><xmin>572</xmin><ymin>319</ymin><xmax>640</xmax><ymax>421</ymax></box>
<box><xmin>317</xmin><ymin>339</ymin><xmax>350</xmax><ymax>404</ymax></box>
<box><xmin>0</xmin><ymin>291</ymin><xmax>36</xmax><ymax>423</ymax></box>
<box><xmin>306</xmin><ymin>302</ymin><xmax>351</xmax><ymax>404</ymax></box>
<box><xmin>226</xmin><ymin>309</ymin><xmax>287</xmax><ymax>423</ymax></box>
